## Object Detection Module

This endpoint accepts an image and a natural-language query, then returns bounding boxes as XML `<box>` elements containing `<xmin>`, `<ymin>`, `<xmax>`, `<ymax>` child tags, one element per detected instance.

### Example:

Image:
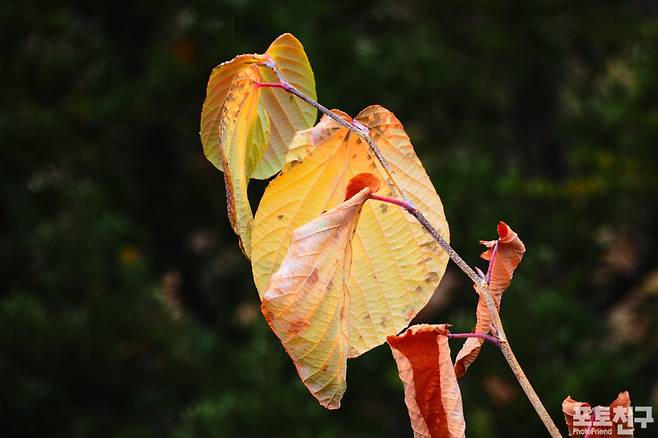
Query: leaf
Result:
<box><xmin>562</xmin><ymin>391</ymin><xmax>633</xmax><ymax>437</ymax></box>
<box><xmin>344</xmin><ymin>172</ymin><xmax>381</xmax><ymax>200</ymax></box>
<box><xmin>260</xmin><ymin>174</ymin><xmax>379</xmax><ymax>409</ymax></box>
<box><xmin>387</xmin><ymin>324</ymin><xmax>466</xmax><ymax>438</ymax></box>
<box><xmin>200</xmin><ymin>54</ymin><xmax>267</xmax><ymax>171</ymax></box>
<box><xmin>200</xmin><ymin>33</ymin><xmax>317</xmax><ymax>257</ymax></box>
<box><xmin>200</xmin><ymin>33</ymin><xmax>317</xmax><ymax>177</ymax></box>
<box><xmin>454</xmin><ymin>221</ymin><xmax>525</xmax><ymax>377</ymax></box>
<box><xmin>252</xmin><ymin>105</ymin><xmax>450</xmax><ymax>359</ymax></box>
<box><xmin>257</xmin><ymin>33</ymin><xmax>317</xmax><ymax>178</ymax></box>
<box><xmin>219</xmin><ymin>68</ymin><xmax>265</xmax><ymax>256</ymax></box>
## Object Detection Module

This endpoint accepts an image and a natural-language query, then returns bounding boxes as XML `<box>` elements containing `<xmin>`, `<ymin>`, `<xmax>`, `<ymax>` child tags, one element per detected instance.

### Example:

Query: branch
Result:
<box><xmin>402</xmin><ymin>204</ymin><xmax>561</xmax><ymax>438</ymax></box>
<box><xmin>261</xmin><ymin>60</ymin><xmax>563</xmax><ymax>438</ymax></box>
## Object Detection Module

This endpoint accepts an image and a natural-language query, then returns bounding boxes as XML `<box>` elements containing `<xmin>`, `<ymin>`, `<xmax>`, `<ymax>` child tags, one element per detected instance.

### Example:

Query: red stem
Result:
<box><xmin>368</xmin><ymin>193</ymin><xmax>415</xmax><ymax>210</ymax></box>
<box><xmin>255</xmin><ymin>82</ymin><xmax>287</xmax><ymax>89</ymax></box>
<box><xmin>448</xmin><ymin>332</ymin><xmax>501</xmax><ymax>348</ymax></box>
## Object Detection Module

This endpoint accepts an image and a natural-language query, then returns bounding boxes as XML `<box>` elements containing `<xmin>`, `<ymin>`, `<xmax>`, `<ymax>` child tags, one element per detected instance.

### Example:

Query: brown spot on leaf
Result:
<box><xmin>288</xmin><ymin>319</ymin><xmax>309</xmax><ymax>335</ymax></box>
<box><xmin>308</xmin><ymin>268</ymin><xmax>319</xmax><ymax>285</ymax></box>
<box><xmin>425</xmin><ymin>272</ymin><xmax>440</xmax><ymax>284</ymax></box>
<box><xmin>379</xmin><ymin>204</ymin><xmax>388</xmax><ymax>213</ymax></box>
<box><xmin>277</xmin><ymin>214</ymin><xmax>284</xmax><ymax>220</ymax></box>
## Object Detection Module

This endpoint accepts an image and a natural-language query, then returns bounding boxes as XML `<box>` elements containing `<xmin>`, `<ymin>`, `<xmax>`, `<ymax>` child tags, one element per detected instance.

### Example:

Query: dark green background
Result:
<box><xmin>2</xmin><ymin>1</ymin><xmax>657</xmax><ymax>436</ymax></box>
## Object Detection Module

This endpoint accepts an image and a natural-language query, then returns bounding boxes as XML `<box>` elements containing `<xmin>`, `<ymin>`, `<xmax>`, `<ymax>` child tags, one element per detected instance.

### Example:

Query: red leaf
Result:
<box><xmin>562</xmin><ymin>391</ymin><xmax>633</xmax><ymax>437</ymax></box>
<box><xmin>454</xmin><ymin>221</ymin><xmax>525</xmax><ymax>377</ymax></box>
<box><xmin>344</xmin><ymin>172</ymin><xmax>381</xmax><ymax>200</ymax></box>
<box><xmin>387</xmin><ymin>324</ymin><xmax>466</xmax><ymax>438</ymax></box>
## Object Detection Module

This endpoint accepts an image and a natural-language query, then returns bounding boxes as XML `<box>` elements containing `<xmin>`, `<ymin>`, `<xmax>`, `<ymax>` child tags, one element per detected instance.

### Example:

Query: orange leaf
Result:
<box><xmin>387</xmin><ymin>324</ymin><xmax>466</xmax><ymax>438</ymax></box>
<box><xmin>344</xmin><ymin>172</ymin><xmax>381</xmax><ymax>200</ymax></box>
<box><xmin>260</xmin><ymin>175</ymin><xmax>379</xmax><ymax>409</ymax></box>
<box><xmin>454</xmin><ymin>221</ymin><xmax>525</xmax><ymax>377</ymax></box>
<box><xmin>562</xmin><ymin>391</ymin><xmax>633</xmax><ymax>437</ymax></box>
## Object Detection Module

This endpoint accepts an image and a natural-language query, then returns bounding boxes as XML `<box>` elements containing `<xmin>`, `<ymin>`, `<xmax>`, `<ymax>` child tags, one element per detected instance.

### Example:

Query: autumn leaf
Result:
<box><xmin>260</xmin><ymin>174</ymin><xmax>380</xmax><ymax>409</ymax></box>
<box><xmin>562</xmin><ymin>391</ymin><xmax>633</xmax><ymax>437</ymax></box>
<box><xmin>257</xmin><ymin>35</ymin><xmax>317</xmax><ymax>178</ymax></box>
<box><xmin>252</xmin><ymin>105</ymin><xmax>450</xmax><ymax>361</ymax></box>
<box><xmin>200</xmin><ymin>33</ymin><xmax>317</xmax><ymax>257</ymax></box>
<box><xmin>200</xmin><ymin>33</ymin><xmax>316</xmax><ymax>176</ymax></box>
<box><xmin>387</xmin><ymin>324</ymin><xmax>466</xmax><ymax>438</ymax></box>
<box><xmin>454</xmin><ymin>221</ymin><xmax>525</xmax><ymax>377</ymax></box>
<box><xmin>218</xmin><ymin>68</ymin><xmax>265</xmax><ymax>256</ymax></box>
<box><xmin>200</xmin><ymin>53</ymin><xmax>266</xmax><ymax>172</ymax></box>
<box><xmin>344</xmin><ymin>172</ymin><xmax>381</xmax><ymax>200</ymax></box>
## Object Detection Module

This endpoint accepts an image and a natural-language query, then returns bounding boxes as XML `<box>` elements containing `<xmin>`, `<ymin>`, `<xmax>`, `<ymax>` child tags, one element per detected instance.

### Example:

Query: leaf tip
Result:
<box><xmin>497</xmin><ymin>221</ymin><xmax>510</xmax><ymax>239</ymax></box>
<box><xmin>345</xmin><ymin>172</ymin><xmax>381</xmax><ymax>200</ymax></box>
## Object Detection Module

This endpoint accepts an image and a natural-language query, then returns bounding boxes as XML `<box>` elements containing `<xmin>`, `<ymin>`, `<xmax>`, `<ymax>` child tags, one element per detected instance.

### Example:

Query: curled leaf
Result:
<box><xmin>200</xmin><ymin>53</ymin><xmax>266</xmax><ymax>171</ymax></box>
<box><xmin>252</xmin><ymin>105</ymin><xmax>450</xmax><ymax>360</ymax></box>
<box><xmin>387</xmin><ymin>324</ymin><xmax>466</xmax><ymax>438</ymax></box>
<box><xmin>200</xmin><ymin>33</ymin><xmax>317</xmax><ymax>257</ymax></box>
<box><xmin>454</xmin><ymin>221</ymin><xmax>525</xmax><ymax>377</ymax></box>
<box><xmin>219</xmin><ymin>69</ymin><xmax>264</xmax><ymax>256</ymax></box>
<box><xmin>200</xmin><ymin>33</ymin><xmax>316</xmax><ymax>176</ymax></box>
<box><xmin>562</xmin><ymin>391</ymin><xmax>633</xmax><ymax>437</ymax></box>
<box><xmin>345</xmin><ymin>172</ymin><xmax>381</xmax><ymax>200</ymax></box>
<box><xmin>261</xmin><ymin>175</ymin><xmax>379</xmax><ymax>409</ymax></box>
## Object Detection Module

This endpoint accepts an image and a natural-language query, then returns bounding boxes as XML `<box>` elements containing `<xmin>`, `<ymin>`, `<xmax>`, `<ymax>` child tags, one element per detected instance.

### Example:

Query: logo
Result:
<box><xmin>571</xmin><ymin>405</ymin><xmax>653</xmax><ymax>435</ymax></box>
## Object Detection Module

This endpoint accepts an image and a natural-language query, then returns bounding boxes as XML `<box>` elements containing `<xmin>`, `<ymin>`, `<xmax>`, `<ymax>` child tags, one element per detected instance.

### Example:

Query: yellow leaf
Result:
<box><xmin>219</xmin><ymin>68</ymin><xmax>264</xmax><ymax>257</ymax></box>
<box><xmin>252</xmin><ymin>105</ymin><xmax>450</xmax><ymax>359</ymax></box>
<box><xmin>200</xmin><ymin>33</ymin><xmax>317</xmax><ymax>257</ymax></box>
<box><xmin>200</xmin><ymin>33</ymin><xmax>317</xmax><ymax>178</ymax></box>
<box><xmin>261</xmin><ymin>182</ymin><xmax>376</xmax><ymax>409</ymax></box>
<box><xmin>200</xmin><ymin>54</ymin><xmax>267</xmax><ymax>171</ymax></box>
<box><xmin>256</xmin><ymin>33</ymin><xmax>317</xmax><ymax>178</ymax></box>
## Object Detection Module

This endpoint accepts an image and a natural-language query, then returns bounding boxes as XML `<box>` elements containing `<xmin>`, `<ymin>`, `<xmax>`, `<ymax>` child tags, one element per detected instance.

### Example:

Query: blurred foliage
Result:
<box><xmin>1</xmin><ymin>1</ymin><xmax>658</xmax><ymax>437</ymax></box>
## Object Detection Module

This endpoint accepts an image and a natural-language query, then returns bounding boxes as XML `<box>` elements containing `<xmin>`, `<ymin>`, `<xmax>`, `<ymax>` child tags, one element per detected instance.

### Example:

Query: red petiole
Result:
<box><xmin>448</xmin><ymin>332</ymin><xmax>501</xmax><ymax>348</ymax></box>
<box><xmin>368</xmin><ymin>193</ymin><xmax>415</xmax><ymax>210</ymax></box>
